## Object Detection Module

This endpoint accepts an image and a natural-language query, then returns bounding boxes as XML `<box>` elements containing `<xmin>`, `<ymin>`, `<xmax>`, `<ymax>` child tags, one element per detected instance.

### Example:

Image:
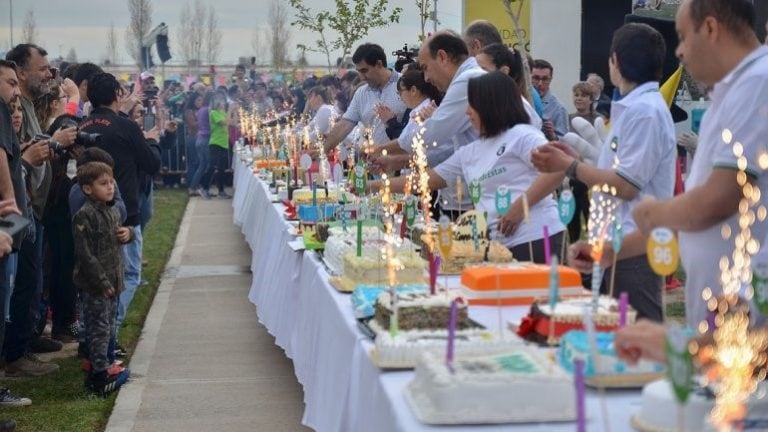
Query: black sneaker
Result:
<box><xmin>28</xmin><ymin>337</ymin><xmax>63</xmax><ymax>353</ymax></box>
<box><xmin>52</xmin><ymin>323</ymin><xmax>79</xmax><ymax>343</ymax></box>
<box><xmin>0</xmin><ymin>419</ymin><xmax>15</xmax><ymax>432</ymax></box>
<box><xmin>0</xmin><ymin>388</ymin><xmax>31</xmax><ymax>407</ymax></box>
<box><xmin>114</xmin><ymin>344</ymin><xmax>128</xmax><ymax>358</ymax></box>
<box><xmin>86</xmin><ymin>369</ymin><xmax>130</xmax><ymax>396</ymax></box>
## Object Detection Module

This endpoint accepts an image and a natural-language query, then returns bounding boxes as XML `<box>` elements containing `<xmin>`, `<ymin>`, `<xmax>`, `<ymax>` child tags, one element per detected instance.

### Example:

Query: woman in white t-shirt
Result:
<box><xmin>305</xmin><ymin>85</ymin><xmax>338</xmax><ymax>141</ymax></box>
<box><xmin>368</xmin><ymin>72</ymin><xmax>565</xmax><ymax>263</ymax></box>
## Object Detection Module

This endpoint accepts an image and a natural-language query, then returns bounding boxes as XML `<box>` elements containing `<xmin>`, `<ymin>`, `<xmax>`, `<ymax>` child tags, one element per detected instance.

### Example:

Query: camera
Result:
<box><xmin>34</xmin><ymin>134</ymin><xmax>66</xmax><ymax>156</ymax></box>
<box><xmin>61</xmin><ymin>119</ymin><xmax>101</xmax><ymax>146</ymax></box>
<box><xmin>393</xmin><ymin>44</ymin><xmax>419</xmax><ymax>73</ymax></box>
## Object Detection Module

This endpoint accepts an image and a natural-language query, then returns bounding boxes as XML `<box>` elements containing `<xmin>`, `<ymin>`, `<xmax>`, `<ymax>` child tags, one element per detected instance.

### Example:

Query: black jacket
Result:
<box><xmin>80</xmin><ymin>107</ymin><xmax>160</xmax><ymax>227</ymax></box>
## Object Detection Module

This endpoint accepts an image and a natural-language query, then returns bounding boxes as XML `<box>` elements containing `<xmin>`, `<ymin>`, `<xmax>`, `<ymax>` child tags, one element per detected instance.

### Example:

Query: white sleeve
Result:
<box><xmin>342</xmin><ymin>87</ymin><xmax>365</xmax><ymax>125</ymax></box>
<box><xmin>433</xmin><ymin>146</ymin><xmax>467</xmax><ymax>186</ymax></box>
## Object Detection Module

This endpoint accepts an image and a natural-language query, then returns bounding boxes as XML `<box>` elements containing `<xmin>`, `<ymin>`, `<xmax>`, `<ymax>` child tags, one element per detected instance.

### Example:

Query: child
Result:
<box><xmin>72</xmin><ymin>162</ymin><xmax>131</xmax><ymax>395</ymax></box>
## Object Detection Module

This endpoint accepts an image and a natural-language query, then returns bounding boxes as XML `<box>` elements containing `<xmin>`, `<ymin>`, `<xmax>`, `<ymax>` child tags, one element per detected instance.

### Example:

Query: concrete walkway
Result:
<box><xmin>105</xmin><ymin>196</ymin><xmax>309</xmax><ymax>432</ymax></box>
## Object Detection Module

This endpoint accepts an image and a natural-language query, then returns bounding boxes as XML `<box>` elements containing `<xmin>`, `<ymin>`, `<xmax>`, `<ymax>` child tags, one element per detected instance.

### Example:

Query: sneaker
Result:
<box><xmin>29</xmin><ymin>337</ymin><xmax>63</xmax><ymax>353</ymax></box>
<box><xmin>86</xmin><ymin>369</ymin><xmax>130</xmax><ymax>396</ymax></box>
<box><xmin>5</xmin><ymin>353</ymin><xmax>59</xmax><ymax>377</ymax></box>
<box><xmin>197</xmin><ymin>188</ymin><xmax>211</xmax><ymax>200</ymax></box>
<box><xmin>81</xmin><ymin>359</ymin><xmax>124</xmax><ymax>373</ymax></box>
<box><xmin>188</xmin><ymin>189</ymin><xmax>199</xmax><ymax>197</ymax></box>
<box><xmin>218</xmin><ymin>191</ymin><xmax>232</xmax><ymax>199</ymax></box>
<box><xmin>0</xmin><ymin>389</ymin><xmax>31</xmax><ymax>407</ymax></box>
<box><xmin>52</xmin><ymin>323</ymin><xmax>79</xmax><ymax>343</ymax></box>
<box><xmin>114</xmin><ymin>344</ymin><xmax>128</xmax><ymax>358</ymax></box>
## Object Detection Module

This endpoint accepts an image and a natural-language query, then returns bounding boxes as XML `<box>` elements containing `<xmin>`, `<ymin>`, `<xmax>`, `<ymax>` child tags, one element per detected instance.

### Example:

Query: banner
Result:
<box><xmin>463</xmin><ymin>0</ymin><xmax>531</xmax><ymax>52</ymax></box>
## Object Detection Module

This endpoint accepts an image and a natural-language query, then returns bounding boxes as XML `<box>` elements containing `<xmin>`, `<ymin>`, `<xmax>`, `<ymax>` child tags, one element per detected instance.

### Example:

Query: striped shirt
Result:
<box><xmin>343</xmin><ymin>71</ymin><xmax>407</xmax><ymax>145</ymax></box>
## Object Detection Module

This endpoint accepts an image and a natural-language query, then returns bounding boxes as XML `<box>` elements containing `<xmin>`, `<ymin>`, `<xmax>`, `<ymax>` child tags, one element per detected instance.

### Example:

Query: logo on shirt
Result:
<box><xmin>610</xmin><ymin>136</ymin><xmax>619</xmax><ymax>152</ymax></box>
<box><xmin>496</xmin><ymin>145</ymin><xmax>506</xmax><ymax>156</ymax></box>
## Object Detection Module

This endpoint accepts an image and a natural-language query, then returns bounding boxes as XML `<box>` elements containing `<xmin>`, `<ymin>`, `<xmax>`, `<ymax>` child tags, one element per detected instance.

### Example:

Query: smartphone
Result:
<box><xmin>0</xmin><ymin>214</ymin><xmax>31</xmax><ymax>238</ymax></box>
<box><xmin>143</xmin><ymin>114</ymin><xmax>156</xmax><ymax>131</ymax></box>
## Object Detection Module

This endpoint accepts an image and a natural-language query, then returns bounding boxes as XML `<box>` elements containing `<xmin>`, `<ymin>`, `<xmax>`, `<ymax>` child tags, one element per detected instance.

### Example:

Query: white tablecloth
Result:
<box><xmin>232</xmin><ymin>160</ymin><xmax>643</xmax><ymax>432</ymax></box>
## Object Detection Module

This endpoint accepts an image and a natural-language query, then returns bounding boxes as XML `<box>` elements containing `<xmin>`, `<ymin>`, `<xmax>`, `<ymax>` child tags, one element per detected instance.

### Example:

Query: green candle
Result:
<box><xmin>356</xmin><ymin>220</ymin><xmax>363</xmax><ymax>257</ymax></box>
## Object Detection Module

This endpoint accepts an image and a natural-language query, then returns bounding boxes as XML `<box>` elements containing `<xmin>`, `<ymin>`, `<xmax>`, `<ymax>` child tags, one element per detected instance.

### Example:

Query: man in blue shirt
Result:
<box><xmin>532</xmin><ymin>59</ymin><xmax>569</xmax><ymax>139</ymax></box>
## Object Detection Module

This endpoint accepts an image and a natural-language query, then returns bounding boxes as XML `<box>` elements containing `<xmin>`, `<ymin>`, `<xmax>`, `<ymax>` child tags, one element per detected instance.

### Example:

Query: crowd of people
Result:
<box><xmin>0</xmin><ymin>0</ymin><xmax>766</xmax><ymax>429</ymax></box>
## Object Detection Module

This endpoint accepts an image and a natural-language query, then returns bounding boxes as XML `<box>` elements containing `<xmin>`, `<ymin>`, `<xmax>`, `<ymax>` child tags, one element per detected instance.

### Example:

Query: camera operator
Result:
<box><xmin>79</xmin><ymin>73</ymin><xmax>160</xmax><ymax>348</ymax></box>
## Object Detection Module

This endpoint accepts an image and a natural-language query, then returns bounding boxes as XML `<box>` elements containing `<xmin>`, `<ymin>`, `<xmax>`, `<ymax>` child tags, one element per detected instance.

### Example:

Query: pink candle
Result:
<box><xmin>619</xmin><ymin>292</ymin><xmax>629</xmax><ymax>328</ymax></box>
<box><xmin>429</xmin><ymin>253</ymin><xmax>440</xmax><ymax>295</ymax></box>
<box><xmin>575</xmin><ymin>358</ymin><xmax>586</xmax><ymax>432</ymax></box>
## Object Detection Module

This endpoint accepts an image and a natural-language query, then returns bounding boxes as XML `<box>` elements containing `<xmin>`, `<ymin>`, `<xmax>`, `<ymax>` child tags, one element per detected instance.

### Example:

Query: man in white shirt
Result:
<box><xmin>532</xmin><ymin>59</ymin><xmax>569</xmax><ymax>139</ymax></box>
<box><xmin>323</xmin><ymin>43</ymin><xmax>406</xmax><ymax>154</ymax></box>
<box><xmin>370</xmin><ymin>31</ymin><xmax>485</xmax><ymax>217</ymax></box>
<box><xmin>532</xmin><ymin>23</ymin><xmax>677</xmax><ymax>321</ymax></box>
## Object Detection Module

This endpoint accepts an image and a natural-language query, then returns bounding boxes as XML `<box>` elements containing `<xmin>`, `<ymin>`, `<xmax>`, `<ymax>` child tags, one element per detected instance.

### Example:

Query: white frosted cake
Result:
<box><xmin>632</xmin><ymin>379</ymin><xmax>768</xmax><ymax>432</ymax></box>
<box><xmin>322</xmin><ymin>227</ymin><xmax>386</xmax><ymax>274</ymax></box>
<box><xmin>405</xmin><ymin>350</ymin><xmax>576</xmax><ymax>424</ymax></box>
<box><xmin>368</xmin><ymin>290</ymin><xmax>522</xmax><ymax>368</ymax></box>
<box><xmin>343</xmin><ymin>249</ymin><xmax>425</xmax><ymax>287</ymax></box>
<box><xmin>559</xmin><ymin>330</ymin><xmax>664</xmax><ymax>387</ymax></box>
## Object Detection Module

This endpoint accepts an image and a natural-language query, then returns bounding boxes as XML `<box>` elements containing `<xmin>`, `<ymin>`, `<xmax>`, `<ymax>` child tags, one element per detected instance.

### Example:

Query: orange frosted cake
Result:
<box><xmin>460</xmin><ymin>262</ymin><xmax>584</xmax><ymax>306</ymax></box>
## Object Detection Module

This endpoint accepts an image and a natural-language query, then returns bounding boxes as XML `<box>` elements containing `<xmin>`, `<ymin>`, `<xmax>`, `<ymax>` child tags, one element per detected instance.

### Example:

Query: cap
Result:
<box><xmin>140</xmin><ymin>71</ymin><xmax>155</xmax><ymax>81</ymax></box>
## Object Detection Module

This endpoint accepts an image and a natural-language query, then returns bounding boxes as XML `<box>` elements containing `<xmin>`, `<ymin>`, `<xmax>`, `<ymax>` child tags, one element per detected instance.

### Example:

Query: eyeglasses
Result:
<box><xmin>531</xmin><ymin>75</ymin><xmax>551</xmax><ymax>83</ymax></box>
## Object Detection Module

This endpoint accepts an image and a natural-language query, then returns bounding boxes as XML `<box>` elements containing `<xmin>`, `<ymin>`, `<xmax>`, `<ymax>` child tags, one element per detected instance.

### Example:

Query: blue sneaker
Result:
<box><xmin>197</xmin><ymin>188</ymin><xmax>211</xmax><ymax>200</ymax></box>
<box><xmin>87</xmin><ymin>368</ymin><xmax>130</xmax><ymax>396</ymax></box>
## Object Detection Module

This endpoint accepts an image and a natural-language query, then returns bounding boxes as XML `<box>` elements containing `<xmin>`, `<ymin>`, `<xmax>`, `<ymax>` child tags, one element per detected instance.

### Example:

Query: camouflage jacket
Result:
<box><xmin>72</xmin><ymin>199</ymin><xmax>133</xmax><ymax>295</ymax></box>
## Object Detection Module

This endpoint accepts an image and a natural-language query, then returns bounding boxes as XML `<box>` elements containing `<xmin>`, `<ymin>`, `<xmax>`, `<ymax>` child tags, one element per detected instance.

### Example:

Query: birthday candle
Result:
<box><xmin>356</xmin><ymin>219</ymin><xmax>363</xmax><ymax>257</ymax></box>
<box><xmin>619</xmin><ymin>292</ymin><xmax>629</xmax><ymax>328</ymax></box>
<box><xmin>312</xmin><ymin>183</ymin><xmax>317</xmax><ymax>207</ymax></box>
<box><xmin>575</xmin><ymin>358</ymin><xmax>586</xmax><ymax>432</ymax></box>
<box><xmin>446</xmin><ymin>299</ymin><xmax>459</xmax><ymax>372</ymax></box>
<box><xmin>549</xmin><ymin>255</ymin><xmax>559</xmax><ymax>310</ymax></box>
<box><xmin>543</xmin><ymin>225</ymin><xmax>551</xmax><ymax>265</ymax></box>
<box><xmin>429</xmin><ymin>253</ymin><xmax>440</xmax><ymax>295</ymax></box>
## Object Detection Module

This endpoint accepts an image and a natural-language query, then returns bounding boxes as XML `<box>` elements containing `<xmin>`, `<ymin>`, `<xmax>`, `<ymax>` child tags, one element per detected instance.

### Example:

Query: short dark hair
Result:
<box><xmin>227</xmin><ymin>85</ymin><xmax>240</xmax><ymax>97</ymax></box>
<box><xmin>426</xmin><ymin>31</ymin><xmax>469</xmax><ymax>64</ymax></box>
<box><xmin>5</xmin><ymin>44</ymin><xmax>47</xmax><ymax>69</ymax></box>
<box><xmin>77</xmin><ymin>147</ymin><xmax>115</xmax><ymax>168</ymax></box>
<box><xmin>62</xmin><ymin>63</ymin><xmax>80</xmax><ymax>81</ymax></box>
<box><xmin>610</xmin><ymin>23</ymin><xmax>665</xmax><ymax>84</ymax></box>
<box><xmin>340</xmin><ymin>70</ymin><xmax>359</xmax><ymax>84</ymax></box>
<box><xmin>688</xmin><ymin>0</ymin><xmax>755</xmax><ymax>37</ymax></box>
<box><xmin>87</xmin><ymin>73</ymin><xmax>123</xmax><ymax>108</ymax></box>
<box><xmin>74</xmin><ymin>62</ymin><xmax>104</xmax><ymax>86</ymax></box>
<box><xmin>307</xmin><ymin>85</ymin><xmax>331</xmax><ymax>104</ymax></box>
<box><xmin>352</xmin><ymin>43</ymin><xmax>387</xmax><ymax>67</ymax></box>
<box><xmin>319</xmin><ymin>74</ymin><xmax>340</xmax><ymax>90</ymax></box>
<box><xmin>467</xmin><ymin>72</ymin><xmax>529</xmax><ymax>138</ymax></box>
<box><xmin>397</xmin><ymin>65</ymin><xmax>443</xmax><ymax>105</ymax></box>
<box><xmin>0</xmin><ymin>60</ymin><xmax>17</xmax><ymax>74</ymax></box>
<box><xmin>532</xmin><ymin>59</ymin><xmax>553</xmax><ymax>74</ymax></box>
<box><xmin>464</xmin><ymin>20</ymin><xmax>502</xmax><ymax>47</ymax></box>
<box><xmin>480</xmin><ymin>43</ymin><xmax>523</xmax><ymax>82</ymax></box>
<box><xmin>77</xmin><ymin>161</ymin><xmax>113</xmax><ymax>187</ymax></box>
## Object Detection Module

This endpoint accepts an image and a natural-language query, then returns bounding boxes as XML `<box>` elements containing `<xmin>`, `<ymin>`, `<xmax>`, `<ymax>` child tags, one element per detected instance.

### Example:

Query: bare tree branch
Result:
<box><xmin>267</xmin><ymin>0</ymin><xmax>291</xmax><ymax>71</ymax></box>
<box><xmin>251</xmin><ymin>28</ymin><xmax>265</xmax><ymax>66</ymax></box>
<box><xmin>105</xmin><ymin>22</ymin><xmax>119</xmax><ymax>65</ymax></box>
<box><xmin>125</xmin><ymin>0</ymin><xmax>153</xmax><ymax>69</ymax></box>
<box><xmin>415</xmin><ymin>0</ymin><xmax>431</xmax><ymax>41</ymax></box>
<box><xmin>22</xmin><ymin>9</ymin><xmax>39</xmax><ymax>45</ymax></box>
<box><xmin>204</xmin><ymin>5</ymin><xmax>223</xmax><ymax>65</ymax></box>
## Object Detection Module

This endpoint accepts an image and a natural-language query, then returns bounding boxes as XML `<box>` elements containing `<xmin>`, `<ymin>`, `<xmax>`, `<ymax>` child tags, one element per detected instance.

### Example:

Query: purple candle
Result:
<box><xmin>446</xmin><ymin>299</ymin><xmax>459</xmax><ymax>372</ymax></box>
<box><xmin>574</xmin><ymin>358</ymin><xmax>586</xmax><ymax>432</ymax></box>
<box><xmin>619</xmin><ymin>292</ymin><xmax>629</xmax><ymax>328</ymax></box>
<box><xmin>543</xmin><ymin>225</ymin><xmax>551</xmax><ymax>265</ymax></box>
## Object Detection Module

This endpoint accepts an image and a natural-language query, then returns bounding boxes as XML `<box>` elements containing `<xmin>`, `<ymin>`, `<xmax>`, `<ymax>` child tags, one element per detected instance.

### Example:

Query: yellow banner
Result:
<box><xmin>464</xmin><ymin>0</ymin><xmax>531</xmax><ymax>52</ymax></box>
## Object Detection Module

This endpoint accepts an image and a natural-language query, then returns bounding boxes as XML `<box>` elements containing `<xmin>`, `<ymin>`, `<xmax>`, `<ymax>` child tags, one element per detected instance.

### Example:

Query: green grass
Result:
<box><xmin>0</xmin><ymin>188</ymin><xmax>189</xmax><ymax>432</ymax></box>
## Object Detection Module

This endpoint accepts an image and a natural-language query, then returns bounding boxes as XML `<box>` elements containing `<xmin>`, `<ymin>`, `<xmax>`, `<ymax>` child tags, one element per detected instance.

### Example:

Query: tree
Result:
<box><xmin>502</xmin><ymin>0</ymin><xmax>532</xmax><ymax>102</ymax></box>
<box><xmin>178</xmin><ymin>0</ymin><xmax>207</xmax><ymax>70</ymax></box>
<box><xmin>288</xmin><ymin>0</ymin><xmax>333</xmax><ymax>72</ymax></box>
<box><xmin>105</xmin><ymin>22</ymin><xmax>119</xmax><ymax>65</ymax></box>
<box><xmin>415</xmin><ymin>0</ymin><xmax>431</xmax><ymax>41</ymax></box>
<box><xmin>66</xmin><ymin>47</ymin><xmax>78</xmax><ymax>63</ymax></box>
<box><xmin>251</xmin><ymin>27</ymin><xmax>265</xmax><ymax>66</ymax></box>
<box><xmin>204</xmin><ymin>5</ymin><xmax>223</xmax><ymax>65</ymax></box>
<box><xmin>125</xmin><ymin>0</ymin><xmax>153</xmax><ymax>69</ymax></box>
<box><xmin>267</xmin><ymin>0</ymin><xmax>291</xmax><ymax>71</ymax></box>
<box><xmin>22</xmin><ymin>9</ymin><xmax>39</xmax><ymax>45</ymax></box>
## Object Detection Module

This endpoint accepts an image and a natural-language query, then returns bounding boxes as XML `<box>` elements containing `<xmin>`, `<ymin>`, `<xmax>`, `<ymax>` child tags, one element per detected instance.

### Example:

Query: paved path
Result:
<box><xmin>106</xmin><ymin>196</ymin><xmax>309</xmax><ymax>432</ymax></box>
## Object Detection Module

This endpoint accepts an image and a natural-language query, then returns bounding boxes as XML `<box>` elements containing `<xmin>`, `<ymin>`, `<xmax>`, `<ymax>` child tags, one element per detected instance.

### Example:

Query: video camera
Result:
<box><xmin>60</xmin><ymin>118</ymin><xmax>101</xmax><ymax>147</ymax></box>
<box><xmin>393</xmin><ymin>44</ymin><xmax>419</xmax><ymax>73</ymax></box>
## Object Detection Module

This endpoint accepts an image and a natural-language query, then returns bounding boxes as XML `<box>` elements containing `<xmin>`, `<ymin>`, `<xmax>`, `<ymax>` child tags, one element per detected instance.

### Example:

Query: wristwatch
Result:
<box><xmin>565</xmin><ymin>160</ymin><xmax>579</xmax><ymax>180</ymax></box>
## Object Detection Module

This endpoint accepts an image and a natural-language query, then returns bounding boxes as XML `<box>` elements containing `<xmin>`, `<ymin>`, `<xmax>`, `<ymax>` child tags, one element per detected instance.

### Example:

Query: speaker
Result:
<box><xmin>156</xmin><ymin>34</ymin><xmax>172</xmax><ymax>64</ymax></box>
<box><xmin>581</xmin><ymin>0</ymin><xmax>633</xmax><ymax>84</ymax></box>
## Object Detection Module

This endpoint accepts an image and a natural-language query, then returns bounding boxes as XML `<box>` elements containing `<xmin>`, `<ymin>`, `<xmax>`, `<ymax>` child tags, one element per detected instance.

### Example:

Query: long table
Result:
<box><xmin>233</xmin><ymin>159</ymin><xmax>643</xmax><ymax>432</ymax></box>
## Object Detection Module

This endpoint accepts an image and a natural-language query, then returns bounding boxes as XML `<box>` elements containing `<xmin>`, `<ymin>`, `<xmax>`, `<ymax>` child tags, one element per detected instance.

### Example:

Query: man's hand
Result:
<box><xmin>542</xmin><ymin>120</ymin><xmax>557</xmax><ymax>141</ymax></box>
<box><xmin>530</xmin><ymin>143</ymin><xmax>576</xmax><ymax>173</ymax></box>
<box><xmin>0</xmin><ymin>231</ymin><xmax>12</xmax><ymax>257</ymax></box>
<box><xmin>21</xmin><ymin>140</ymin><xmax>52</xmax><ymax>166</ymax></box>
<box><xmin>120</xmin><ymin>89</ymin><xmax>142</xmax><ymax>115</ymax></box>
<box><xmin>566</xmin><ymin>240</ymin><xmax>614</xmax><ymax>272</ymax></box>
<box><xmin>415</xmin><ymin>102</ymin><xmax>436</xmax><ymax>121</ymax></box>
<box><xmin>51</xmin><ymin>127</ymin><xmax>78</xmax><ymax>147</ymax></box>
<box><xmin>374</xmin><ymin>104</ymin><xmax>396</xmax><ymax>123</ymax></box>
<box><xmin>678</xmin><ymin>132</ymin><xmax>698</xmax><ymax>155</ymax></box>
<box><xmin>165</xmin><ymin>120</ymin><xmax>178</xmax><ymax>134</ymax></box>
<box><xmin>117</xmin><ymin>226</ymin><xmax>132</xmax><ymax>243</ymax></box>
<box><xmin>615</xmin><ymin>320</ymin><xmax>668</xmax><ymax>365</ymax></box>
<box><xmin>143</xmin><ymin>126</ymin><xmax>160</xmax><ymax>142</ymax></box>
<box><xmin>0</xmin><ymin>198</ymin><xmax>21</xmax><ymax>217</ymax></box>
<box><xmin>632</xmin><ymin>196</ymin><xmax>660</xmax><ymax>236</ymax></box>
<box><xmin>498</xmin><ymin>205</ymin><xmax>524</xmax><ymax>237</ymax></box>
<box><xmin>368</xmin><ymin>154</ymin><xmax>407</xmax><ymax>174</ymax></box>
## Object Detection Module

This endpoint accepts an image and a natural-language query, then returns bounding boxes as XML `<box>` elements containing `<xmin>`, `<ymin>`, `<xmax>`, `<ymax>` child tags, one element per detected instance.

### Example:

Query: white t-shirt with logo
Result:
<box><xmin>595</xmin><ymin>81</ymin><xmax>676</xmax><ymax>235</ymax></box>
<box><xmin>679</xmin><ymin>46</ymin><xmax>768</xmax><ymax>327</ymax></box>
<box><xmin>434</xmin><ymin>124</ymin><xmax>564</xmax><ymax>248</ymax></box>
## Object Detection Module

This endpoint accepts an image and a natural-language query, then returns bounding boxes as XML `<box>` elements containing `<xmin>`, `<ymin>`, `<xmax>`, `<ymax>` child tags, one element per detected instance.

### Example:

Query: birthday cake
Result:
<box><xmin>405</xmin><ymin>350</ymin><xmax>576</xmax><ymax>424</ymax></box>
<box><xmin>297</xmin><ymin>204</ymin><xmax>339</xmax><ymax>223</ymax></box>
<box><xmin>292</xmin><ymin>188</ymin><xmax>339</xmax><ymax>204</ymax></box>
<box><xmin>351</xmin><ymin>285</ymin><xmax>428</xmax><ymax>318</ymax></box>
<box><xmin>632</xmin><ymin>379</ymin><xmax>768</xmax><ymax>432</ymax></box>
<box><xmin>368</xmin><ymin>291</ymin><xmax>522</xmax><ymax>368</ymax></box>
<box><xmin>516</xmin><ymin>295</ymin><xmax>637</xmax><ymax>344</ymax></box>
<box><xmin>460</xmin><ymin>262</ymin><xmax>584</xmax><ymax>306</ymax></box>
<box><xmin>322</xmin><ymin>228</ymin><xmax>390</xmax><ymax>275</ymax></box>
<box><xmin>558</xmin><ymin>330</ymin><xmax>664</xmax><ymax>387</ymax></box>
<box><xmin>342</xmin><ymin>250</ymin><xmax>425</xmax><ymax>288</ymax></box>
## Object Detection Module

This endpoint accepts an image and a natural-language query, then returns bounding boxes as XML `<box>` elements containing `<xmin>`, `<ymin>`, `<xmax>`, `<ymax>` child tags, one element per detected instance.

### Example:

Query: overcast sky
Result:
<box><xmin>0</xmin><ymin>0</ymin><xmax>463</xmax><ymax>66</ymax></box>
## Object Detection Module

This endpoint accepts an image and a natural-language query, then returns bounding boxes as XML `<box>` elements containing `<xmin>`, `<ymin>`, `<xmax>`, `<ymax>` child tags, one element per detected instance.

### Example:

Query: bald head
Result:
<box><xmin>464</xmin><ymin>20</ymin><xmax>503</xmax><ymax>57</ymax></box>
<box><xmin>418</xmin><ymin>31</ymin><xmax>469</xmax><ymax>92</ymax></box>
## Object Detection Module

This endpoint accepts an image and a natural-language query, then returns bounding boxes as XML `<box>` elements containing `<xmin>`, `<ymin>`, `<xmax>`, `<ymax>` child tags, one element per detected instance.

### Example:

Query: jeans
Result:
<box><xmin>201</xmin><ymin>146</ymin><xmax>229</xmax><ymax>193</ymax></box>
<box><xmin>4</xmin><ymin>220</ymin><xmax>43</xmax><ymax>362</ymax></box>
<box><xmin>185</xmin><ymin>134</ymin><xmax>199</xmax><ymax>189</ymax></box>
<box><xmin>116</xmin><ymin>225</ymin><xmax>142</xmax><ymax>332</ymax></box>
<box><xmin>139</xmin><ymin>184</ymin><xmax>154</xmax><ymax>233</ymax></box>
<box><xmin>188</xmin><ymin>135</ymin><xmax>210</xmax><ymax>190</ymax></box>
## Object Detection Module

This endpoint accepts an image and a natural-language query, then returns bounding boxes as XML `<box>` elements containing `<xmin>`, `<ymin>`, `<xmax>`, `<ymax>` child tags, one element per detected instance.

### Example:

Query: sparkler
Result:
<box><xmin>587</xmin><ymin>184</ymin><xmax>619</xmax><ymax>312</ymax></box>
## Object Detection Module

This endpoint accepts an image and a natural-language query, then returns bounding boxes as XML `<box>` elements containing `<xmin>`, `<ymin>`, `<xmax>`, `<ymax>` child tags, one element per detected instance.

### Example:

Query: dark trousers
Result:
<box><xmin>202</xmin><ymin>146</ymin><xmax>229</xmax><ymax>192</ymax></box>
<box><xmin>599</xmin><ymin>254</ymin><xmax>663</xmax><ymax>322</ymax></box>
<box><xmin>4</xmin><ymin>220</ymin><xmax>43</xmax><ymax>362</ymax></box>
<box><xmin>45</xmin><ymin>214</ymin><xmax>77</xmax><ymax>332</ymax></box>
<box><xmin>0</xmin><ymin>255</ymin><xmax>11</xmax><ymax>358</ymax></box>
<box><xmin>567</xmin><ymin>179</ymin><xmax>590</xmax><ymax>243</ymax></box>
<box><xmin>509</xmin><ymin>231</ymin><xmax>564</xmax><ymax>264</ymax></box>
